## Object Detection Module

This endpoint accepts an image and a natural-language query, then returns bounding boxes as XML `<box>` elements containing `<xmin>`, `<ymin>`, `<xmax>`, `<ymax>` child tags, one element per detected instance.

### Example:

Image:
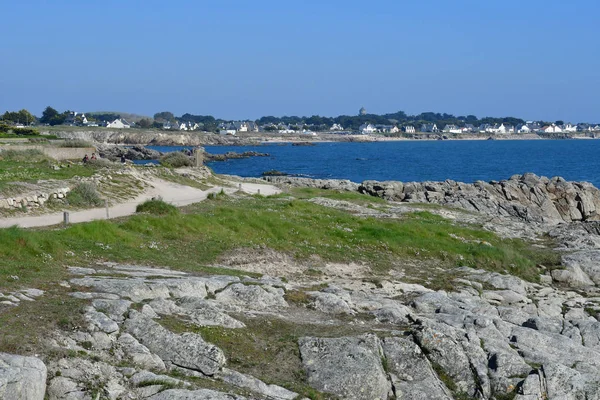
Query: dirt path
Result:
<box><xmin>0</xmin><ymin>178</ymin><xmax>281</xmax><ymax>229</ymax></box>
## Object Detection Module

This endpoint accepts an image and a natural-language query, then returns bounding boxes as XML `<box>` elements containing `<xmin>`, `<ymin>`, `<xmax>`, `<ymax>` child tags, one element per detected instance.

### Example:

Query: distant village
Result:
<box><xmin>3</xmin><ymin>108</ymin><xmax>600</xmax><ymax>138</ymax></box>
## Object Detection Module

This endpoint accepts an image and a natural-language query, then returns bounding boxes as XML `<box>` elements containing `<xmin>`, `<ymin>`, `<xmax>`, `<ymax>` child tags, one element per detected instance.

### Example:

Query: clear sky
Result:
<box><xmin>1</xmin><ymin>0</ymin><xmax>599</xmax><ymax>122</ymax></box>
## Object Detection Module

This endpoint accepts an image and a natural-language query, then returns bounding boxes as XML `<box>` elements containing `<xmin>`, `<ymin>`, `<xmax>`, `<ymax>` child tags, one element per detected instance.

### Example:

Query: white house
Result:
<box><xmin>106</xmin><ymin>119</ymin><xmax>131</xmax><ymax>129</ymax></box>
<box><xmin>64</xmin><ymin>112</ymin><xmax>88</xmax><ymax>126</ymax></box>
<box><xmin>442</xmin><ymin>124</ymin><xmax>462</xmax><ymax>134</ymax></box>
<box><xmin>359</xmin><ymin>123</ymin><xmax>377</xmax><ymax>134</ymax></box>
<box><xmin>219</xmin><ymin>124</ymin><xmax>237</xmax><ymax>135</ymax></box>
<box><xmin>504</xmin><ymin>125</ymin><xmax>515</xmax><ymax>134</ymax></box>
<box><xmin>563</xmin><ymin>123</ymin><xmax>577</xmax><ymax>132</ymax></box>
<box><xmin>330</xmin><ymin>123</ymin><xmax>343</xmax><ymax>131</ymax></box>
<box><xmin>542</xmin><ymin>124</ymin><xmax>562</xmax><ymax>133</ymax></box>
<box><xmin>375</xmin><ymin>125</ymin><xmax>399</xmax><ymax>133</ymax></box>
<box><xmin>403</xmin><ymin>126</ymin><xmax>416</xmax><ymax>133</ymax></box>
<box><xmin>420</xmin><ymin>124</ymin><xmax>438</xmax><ymax>133</ymax></box>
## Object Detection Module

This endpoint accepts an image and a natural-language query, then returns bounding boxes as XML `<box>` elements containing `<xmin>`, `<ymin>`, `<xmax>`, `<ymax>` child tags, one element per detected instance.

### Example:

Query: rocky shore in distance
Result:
<box><xmin>264</xmin><ymin>172</ymin><xmax>600</xmax><ymax>225</ymax></box>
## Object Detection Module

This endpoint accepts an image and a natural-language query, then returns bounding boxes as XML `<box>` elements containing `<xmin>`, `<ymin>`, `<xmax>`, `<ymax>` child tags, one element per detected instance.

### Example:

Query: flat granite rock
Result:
<box><xmin>0</xmin><ymin>353</ymin><xmax>47</xmax><ymax>400</ymax></box>
<box><xmin>298</xmin><ymin>334</ymin><xmax>391</xmax><ymax>400</ymax></box>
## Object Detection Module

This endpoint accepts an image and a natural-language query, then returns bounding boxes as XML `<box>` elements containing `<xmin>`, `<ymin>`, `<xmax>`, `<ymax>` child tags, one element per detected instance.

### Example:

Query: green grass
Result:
<box><xmin>0</xmin><ymin>196</ymin><xmax>559</xmax><ymax>292</ymax></box>
<box><xmin>0</xmin><ymin>150</ymin><xmax>97</xmax><ymax>194</ymax></box>
<box><xmin>66</xmin><ymin>182</ymin><xmax>104</xmax><ymax>207</ymax></box>
<box><xmin>274</xmin><ymin>187</ymin><xmax>387</xmax><ymax>205</ymax></box>
<box><xmin>136</xmin><ymin>198</ymin><xmax>179</xmax><ymax>215</ymax></box>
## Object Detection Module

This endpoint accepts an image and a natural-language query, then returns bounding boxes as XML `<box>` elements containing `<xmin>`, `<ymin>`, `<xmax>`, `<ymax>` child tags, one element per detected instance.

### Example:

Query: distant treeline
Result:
<box><xmin>171</xmin><ymin>111</ymin><xmax>528</xmax><ymax>131</ymax></box>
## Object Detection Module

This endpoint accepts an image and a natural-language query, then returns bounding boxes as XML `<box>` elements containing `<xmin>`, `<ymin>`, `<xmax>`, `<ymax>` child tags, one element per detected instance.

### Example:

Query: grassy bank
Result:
<box><xmin>0</xmin><ymin>194</ymin><xmax>559</xmax><ymax>291</ymax></box>
<box><xmin>0</xmin><ymin>150</ymin><xmax>97</xmax><ymax>194</ymax></box>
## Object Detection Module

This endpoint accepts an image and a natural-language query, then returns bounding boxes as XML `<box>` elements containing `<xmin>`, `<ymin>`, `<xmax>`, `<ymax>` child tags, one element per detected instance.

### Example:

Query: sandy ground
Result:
<box><xmin>0</xmin><ymin>178</ymin><xmax>280</xmax><ymax>229</ymax></box>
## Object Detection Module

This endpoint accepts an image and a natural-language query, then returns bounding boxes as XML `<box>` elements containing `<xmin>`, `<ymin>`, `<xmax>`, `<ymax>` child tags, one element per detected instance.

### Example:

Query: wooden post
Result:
<box><xmin>105</xmin><ymin>199</ymin><xmax>109</xmax><ymax>219</ymax></box>
<box><xmin>257</xmin><ymin>189</ymin><xmax>260</xmax><ymax>195</ymax></box>
<box><xmin>63</xmin><ymin>211</ymin><xmax>69</xmax><ymax>227</ymax></box>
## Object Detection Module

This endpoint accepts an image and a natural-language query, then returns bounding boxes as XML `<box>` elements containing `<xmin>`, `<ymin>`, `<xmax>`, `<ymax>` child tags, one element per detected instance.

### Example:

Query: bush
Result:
<box><xmin>136</xmin><ymin>198</ymin><xmax>178</xmax><ymax>215</ymax></box>
<box><xmin>87</xmin><ymin>158</ymin><xmax>114</xmax><ymax>168</ymax></box>
<box><xmin>67</xmin><ymin>182</ymin><xmax>103</xmax><ymax>207</ymax></box>
<box><xmin>159</xmin><ymin>152</ymin><xmax>192</xmax><ymax>168</ymax></box>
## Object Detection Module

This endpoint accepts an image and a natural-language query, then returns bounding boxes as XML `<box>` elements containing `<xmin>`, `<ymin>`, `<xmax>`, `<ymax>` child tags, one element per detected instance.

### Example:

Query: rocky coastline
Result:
<box><xmin>4</xmin><ymin>173</ymin><xmax>600</xmax><ymax>399</ymax></box>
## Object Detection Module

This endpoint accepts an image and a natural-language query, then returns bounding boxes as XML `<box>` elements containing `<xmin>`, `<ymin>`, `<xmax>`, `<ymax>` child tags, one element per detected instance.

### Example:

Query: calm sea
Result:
<box><xmin>148</xmin><ymin>140</ymin><xmax>600</xmax><ymax>187</ymax></box>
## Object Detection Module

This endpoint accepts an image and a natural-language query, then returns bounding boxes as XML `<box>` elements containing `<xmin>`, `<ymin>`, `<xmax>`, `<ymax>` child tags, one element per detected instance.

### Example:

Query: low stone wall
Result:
<box><xmin>0</xmin><ymin>145</ymin><xmax>96</xmax><ymax>160</ymax></box>
<box><xmin>0</xmin><ymin>187</ymin><xmax>70</xmax><ymax>209</ymax></box>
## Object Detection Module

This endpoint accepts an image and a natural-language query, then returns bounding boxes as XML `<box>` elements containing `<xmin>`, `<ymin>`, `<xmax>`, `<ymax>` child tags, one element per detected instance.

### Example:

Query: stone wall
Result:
<box><xmin>0</xmin><ymin>187</ymin><xmax>71</xmax><ymax>209</ymax></box>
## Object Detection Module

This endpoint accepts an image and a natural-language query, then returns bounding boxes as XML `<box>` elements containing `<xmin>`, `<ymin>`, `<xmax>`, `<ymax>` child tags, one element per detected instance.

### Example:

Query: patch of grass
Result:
<box><xmin>284</xmin><ymin>290</ymin><xmax>311</xmax><ymax>305</ymax></box>
<box><xmin>0</xmin><ymin>150</ymin><xmax>98</xmax><ymax>194</ymax></box>
<box><xmin>136</xmin><ymin>198</ymin><xmax>179</xmax><ymax>215</ymax></box>
<box><xmin>66</xmin><ymin>182</ymin><xmax>103</xmax><ymax>207</ymax></box>
<box><xmin>0</xmin><ymin>287</ymin><xmax>87</xmax><ymax>355</ymax></box>
<box><xmin>0</xmin><ymin>196</ymin><xmax>558</xmax><ymax>291</ymax></box>
<box><xmin>274</xmin><ymin>187</ymin><xmax>386</xmax><ymax>205</ymax></box>
<box><xmin>160</xmin><ymin>315</ymin><xmax>350</xmax><ymax>399</ymax></box>
<box><xmin>156</xmin><ymin>170</ymin><xmax>210</xmax><ymax>190</ymax></box>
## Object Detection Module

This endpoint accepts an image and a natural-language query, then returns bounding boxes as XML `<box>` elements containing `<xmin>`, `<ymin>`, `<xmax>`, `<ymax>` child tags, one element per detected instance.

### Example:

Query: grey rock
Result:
<box><xmin>148</xmin><ymin>388</ymin><xmax>247</xmax><ymax>399</ymax></box>
<box><xmin>307</xmin><ymin>291</ymin><xmax>353</xmax><ymax>314</ymax></box>
<box><xmin>117</xmin><ymin>333</ymin><xmax>166</xmax><ymax>371</ymax></box>
<box><xmin>219</xmin><ymin>368</ymin><xmax>297</xmax><ymax>400</ymax></box>
<box><xmin>123</xmin><ymin>310</ymin><xmax>225</xmax><ymax>376</ymax></box>
<box><xmin>46</xmin><ymin>377</ymin><xmax>86</xmax><ymax>400</ymax></box>
<box><xmin>0</xmin><ymin>353</ymin><xmax>47</xmax><ymax>400</ymax></box>
<box><xmin>382</xmin><ymin>336</ymin><xmax>452</xmax><ymax>399</ymax></box>
<box><xmin>84</xmin><ymin>309</ymin><xmax>119</xmax><ymax>333</ymax></box>
<box><xmin>298</xmin><ymin>334</ymin><xmax>391</xmax><ymax>400</ymax></box>
<box><xmin>215</xmin><ymin>283</ymin><xmax>287</xmax><ymax>311</ymax></box>
<box><xmin>91</xmin><ymin>299</ymin><xmax>132</xmax><ymax>322</ymax></box>
<box><xmin>413</xmin><ymin>324</ymin><xmax>482</xmax><ymax>397</ymax></box>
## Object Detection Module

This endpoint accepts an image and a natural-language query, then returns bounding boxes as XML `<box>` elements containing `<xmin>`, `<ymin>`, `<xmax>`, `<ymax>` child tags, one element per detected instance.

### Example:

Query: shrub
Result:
<box><xmin>67</xmin><ymin>182</ymin><xmax>103</xmax><ymax>207</ymax></box>
<box><xmin>87</xmin><ymin>158</ymin><xmax>114</xmax><ymax>168</ymax></box>
<box><xmin>159</xmin><ymin>152</ymin><xmax>192</xmax><ymax>168</ymax></box>
<box><xmin>207</xmin><ymin>189</ymin><xmax>227</xmax><ymax>200</ymax></box>
<box><xmin>136</xmin><ymin>198</ymin><xmax>179</xmax><ymax>215</ymax></box>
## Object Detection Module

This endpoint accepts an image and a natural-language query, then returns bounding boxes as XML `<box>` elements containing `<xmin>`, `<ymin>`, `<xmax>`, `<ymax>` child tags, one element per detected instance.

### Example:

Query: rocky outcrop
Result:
<box><xmin>357</xmin><ymin>173</ymin><xmax>600</xmax><ymax>224</ymax></box>
<box><xmin>265</xmin><ymin>173</ymin><xmax>600</xmax><ymax>224</ymax></box>
<box><xmin>263</xmin><ymin>176</ymin><xmax>360</xmax><ymax>192</ymax></box>
<box><xmin>96</xmin><ymin>144</ymin><xmax>162</xmax><ymax>161</ymax></box>
<box><xmin>206</xmin><ymin>151</ymin><xmax>269</xmax><ymax>162</ymax></box>
<box><xmin>44</xmin><ymin>130</ymin><xmax>260</xmax><ymax>146</ymax></box>
<box><xmin>0</xmin><ymin>353</ymin><xmax>47</xmax><ymax>400</ymax></box>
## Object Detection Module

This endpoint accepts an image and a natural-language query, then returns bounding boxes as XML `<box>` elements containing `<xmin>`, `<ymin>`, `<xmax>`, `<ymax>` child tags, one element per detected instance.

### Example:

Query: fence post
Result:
<box><xmin>105</xmin><ymin>199</ymin><xmax>109</xmax><ymax>219</ymax></box>
<box><xmin>63</xmin><ymin>211</ymin><xmax>69</xmax><ymax>227</ymax></box>
<box><xmin>257</xmin><ymin>189</ymin><xmax>260</xmax><ymax>195</ymax></box>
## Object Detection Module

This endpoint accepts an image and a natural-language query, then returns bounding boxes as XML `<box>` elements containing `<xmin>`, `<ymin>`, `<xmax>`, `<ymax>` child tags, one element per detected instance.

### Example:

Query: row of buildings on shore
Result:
<box><xmin>358</xmin><ymin>122</ymin><xmax>600</xmax><ymax>135</ymax></box>
<box><xmin>31</xmin><ymin>111</ymin><xmax>600</xmax><ymax>136</ymax></box>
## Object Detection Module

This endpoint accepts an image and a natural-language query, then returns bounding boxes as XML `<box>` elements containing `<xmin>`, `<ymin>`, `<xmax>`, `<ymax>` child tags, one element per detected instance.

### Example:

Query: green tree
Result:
<box><xmin>153</xmin><ymin>111</ymin><xmax>174</xmax><ymax>122</ymax></box>
<box><xmin>40</xmin><ymin>106</ymin><xmax>60</xmax><ymax>124</ymax></box>
<box><xmin>137</xmin><ymin>118</ymin><xmax>153</xmax><ymax>129</ymax></box>
<box><xmin>555</xmin><ymin>120</ymin><xmax>564</xmax><ymax>126</ymax></box>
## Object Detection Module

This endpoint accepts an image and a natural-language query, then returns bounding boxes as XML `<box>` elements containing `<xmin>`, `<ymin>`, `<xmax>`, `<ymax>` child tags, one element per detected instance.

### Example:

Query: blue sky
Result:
<box><xmin>1</xmin><ymin>0</ymin><xmax>599</xmax><ymax>122</ymax></box>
